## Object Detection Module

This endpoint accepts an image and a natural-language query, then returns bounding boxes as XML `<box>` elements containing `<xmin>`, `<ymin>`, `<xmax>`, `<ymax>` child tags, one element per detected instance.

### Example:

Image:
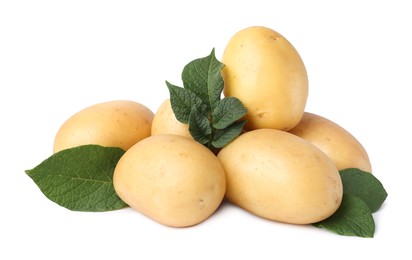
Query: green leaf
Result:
<box><xmin>188</xmin><ymin>105</ymin><xmax>212</xmax><ymax>145</ymax></box>
<box><xmin>166</xmin><ymin>81</ymin><xmax>205</xmax><ymax>124</ymax></box>
<box><xmin>212</xmin><ymin>97</ymin><xmax>248</xmax><ymax>129</ymax></box>
<box><xmin>182</xmin><ymin>48</ymin><xmax>224</xmax><ymax>111</ymax></box>
<box><xmin>166</xmin><ymin>48</ymin><xmax>247</xmax><ymax>150</ymax></box>
<box><xmin>212</xmin><ymin>120</ymin><xmax>247</xmax><ymax>148</ymax></box>
<box><xmin>340</xmin><ymin>168</ymin><xmax>388</xmax><ymax>213</ymax></box>
<box><xmin>25</xmin><ymin>145</ymin><xmax>127</xmax><ymax>212</ymax></box>
<box><xmin>313</xmin><ymin>194</ymin><xmax>375</xmax><ymax>238</ymax></box>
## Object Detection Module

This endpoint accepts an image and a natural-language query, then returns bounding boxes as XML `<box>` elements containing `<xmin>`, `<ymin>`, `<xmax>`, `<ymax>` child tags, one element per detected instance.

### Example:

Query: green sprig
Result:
<box><xmin>166</xmin><ymin>49</ymin><xmax>247</xmax><ymax>150</ymax></box>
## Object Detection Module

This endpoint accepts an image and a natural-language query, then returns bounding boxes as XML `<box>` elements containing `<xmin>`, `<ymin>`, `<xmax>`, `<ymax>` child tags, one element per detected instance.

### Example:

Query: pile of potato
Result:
<box><xmin>53</xmin><ymin>26</ymin><xmax>371</xmax><ymax>227</ymax></box>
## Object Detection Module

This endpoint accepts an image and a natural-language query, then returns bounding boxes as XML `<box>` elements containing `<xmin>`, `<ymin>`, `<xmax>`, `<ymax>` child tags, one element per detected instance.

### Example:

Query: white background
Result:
<box><xmin>1</xmin><ymin>0</ymin><xmax>411</xmax><ymax>259</ymax></box>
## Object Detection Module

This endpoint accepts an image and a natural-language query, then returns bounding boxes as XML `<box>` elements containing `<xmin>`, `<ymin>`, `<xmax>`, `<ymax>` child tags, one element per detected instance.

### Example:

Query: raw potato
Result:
<box><xmin>289</xmin><ymin>112</ymin><xmax>372</xmax><ymax>172</ymax></box>
<box><xmin>113</xmin><ymin>134</ymin><xmax>226</xmax><ymax>227</ymax></box>
<box><xmin>53</xmin><ymin>100</ymin><xmax>154</xmax><ymax>153</ymax></box>
<box><xmin>151</xmin><ymin>99</ymin><xmax>192</xmax><ymax>138</ymax></box>
<box><xmin>221</xmin><ymin>26</ymin><xmax>308</xmax><ymax>131</ymax></box>
<box><xmin>218</xmin><ymin>129</ymin><xmax>343</xmax><ymax>224</ymax></box>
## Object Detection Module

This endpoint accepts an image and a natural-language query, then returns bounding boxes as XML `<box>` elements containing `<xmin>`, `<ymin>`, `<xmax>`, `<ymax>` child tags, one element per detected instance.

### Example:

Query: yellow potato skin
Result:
<box><xmin>151</xmin><ymin>99</ymin><xmax>192</xmax><ymax>139</ymax></box>
<box><xmin>289</xmin><ymin>112</ymin><xmax>372</xmax><ymax>173</ymax></box>
<box><xmin>113</xmin><ymin>134</ymin><xmax>226</xmax><ymax>227</ymax></box>
<box><xmin>53</xmin><ymin>100</ymin><xmax>154</xmax><ymax>153</ymax></box>
<box><xmin>221</xmin><ymin>26</ymin><xmax>308</xmax><ymax>131</ymax></box>
<box><xmin>217</xmin><ymin>129</ymin><xmax>343</xmax><ymax>224</ymax></box>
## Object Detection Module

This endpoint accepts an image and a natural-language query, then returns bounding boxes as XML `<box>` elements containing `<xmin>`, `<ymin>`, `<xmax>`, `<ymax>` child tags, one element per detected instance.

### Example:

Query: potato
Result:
<box><xmin>289</xmin><ymin>112</ymin><xmax>372</xmax><ymax>172</ymax></box>
<box><xmin>113</xmin><ymin>134</ymin><xmax>226</xmax><ymax>227</ymax></box>
<box><xmin>217</xmin><ymin>129</ymin><xmax>343</xmax><ymax>224</ymax></box>
<box><xmin>221</xmin><ymin>26</ymin><xmax>308</xmax><ymax>131</ymax></box>
<box><xmin>151</xmin><ymin>99</ymin><xmax>192</xmax><ymax>139</ymax></box>
<box><xmin>53</xmin><ymin>100</ymin><xmax>154</xmax><ymax>153</ymax></box>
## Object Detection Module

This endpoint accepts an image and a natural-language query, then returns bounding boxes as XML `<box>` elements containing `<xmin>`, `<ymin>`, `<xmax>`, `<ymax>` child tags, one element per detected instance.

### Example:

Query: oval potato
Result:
<box><xmin>53</xmin><ymin>100</ymin><xmax>154</xmax><ymax>153</ymax></box>
<box><xmin>289</xmin><ymin>112</ymin><xmax>372</xmax><ymax>172</ymax></box>
<box><xmin>151</xmin><ymin>99</ymin><xmax>192</xmax><ymax>138</ymax></box>
<box><xmin>218</xmin><ymin>129</ymin><xmax>343</xmax><ymax>224</ymax></box>
<box><xmin>113</xmin><ymin>134</ymin><xmax>226</xmax><ymax>227</ymax></box>
<box><xmin>221</xmin><ymin>26</ymin><xmax>308</xmax><ymax>131</ymax></box>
